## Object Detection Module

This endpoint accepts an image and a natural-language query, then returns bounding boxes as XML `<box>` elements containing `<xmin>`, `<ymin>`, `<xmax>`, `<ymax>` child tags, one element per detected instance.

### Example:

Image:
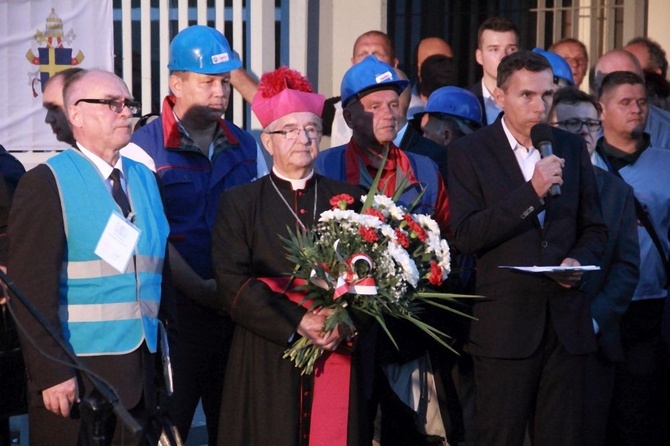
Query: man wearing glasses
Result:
<box><xmin>549</xmin><ymin>86</ymin><xmax>640</xmax><ymax>445</ymax></box>
<box><xmin>128</xmin><ymin>25</ymin><xmax>267</xmax><ymax>444</ymax></box>
<box><xmin>548</xmin><ymin>38</ymin><xmax>589</xmax><ymax>87</ymax></box>
<box><xmin>212</xmin><ymin>66</ymin><xmax>367</xmax><ymax>446</ymax></box>
<box><xmin>548</xmin><ymin>87</ymin><xmax>603</xmax><ymax>160</ymax></box>
<box><xmin>7</xmin><ymin>69</ymin><xmax>176</xmax><ymax>444</ymax></box>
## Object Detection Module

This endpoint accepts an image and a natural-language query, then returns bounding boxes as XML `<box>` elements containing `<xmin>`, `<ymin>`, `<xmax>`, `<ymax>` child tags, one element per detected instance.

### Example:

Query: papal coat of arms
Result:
<box><xmin>25</xmin><ymin>8</ymin><xmax>85</xmax><ymax>97</ymax></box>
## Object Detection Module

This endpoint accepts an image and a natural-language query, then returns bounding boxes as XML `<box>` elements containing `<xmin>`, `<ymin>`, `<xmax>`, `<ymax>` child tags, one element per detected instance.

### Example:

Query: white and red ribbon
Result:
<box><xmin>333</xmin><ymin>252</ymin><xmax>378</xmax><ymax>299</ymax></box>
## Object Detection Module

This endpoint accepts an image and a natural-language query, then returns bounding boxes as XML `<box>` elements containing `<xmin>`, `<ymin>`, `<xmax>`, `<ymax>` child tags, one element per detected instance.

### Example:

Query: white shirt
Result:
<box><xmin>407</xmin><ymin>84</ymin><xmax>426</xmax><ymax>119</ymax></box>
<box><xmin>77</xmin><ymin>143</ymin><xmax>126</xmax><ymax>194</ymax></box>
<box><xmin>394</xmin><ymin>122</ymin><xmax>408</xmax><ymax>147</ymax></box>
<box><xmin>501</xmin><ymin>117</ymin><xmax>545</xmax><ymax>226</ymax></box>
<box><xmin>330</xmin><ymin>100</ymin><xmax>353</xmax><ymax>147</ymax></box>
<box><xmin>272</xmin><ymin>167</ymin><xmax>314</xmax><ymax>191</ymax></box>
<box><xmin>120</xmin><ymin>142</ymin><xmax>157</xmax><ymax>172</ymax></box>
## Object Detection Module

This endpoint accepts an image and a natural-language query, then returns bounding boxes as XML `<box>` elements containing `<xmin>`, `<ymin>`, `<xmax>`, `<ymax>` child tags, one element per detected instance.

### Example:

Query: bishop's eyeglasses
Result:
<box><xmin>266</xmin><ymin>127</ymin><xmax>323</xmax><ymax>140</ymax></box>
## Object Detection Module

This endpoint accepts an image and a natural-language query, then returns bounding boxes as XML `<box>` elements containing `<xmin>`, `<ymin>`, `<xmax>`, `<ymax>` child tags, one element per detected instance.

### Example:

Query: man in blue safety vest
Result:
<box><xmin>8</xmin><ymin>69</ymin><xmax>176</xmax><ymax>445</ymax></box>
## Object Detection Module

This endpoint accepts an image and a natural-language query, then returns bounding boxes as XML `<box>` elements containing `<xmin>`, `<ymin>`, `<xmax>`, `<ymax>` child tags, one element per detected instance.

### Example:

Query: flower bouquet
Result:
<box><xmin>281</xmin><ymin>168</ymin><xmax>474</xmax><ymax>374</ymax></box>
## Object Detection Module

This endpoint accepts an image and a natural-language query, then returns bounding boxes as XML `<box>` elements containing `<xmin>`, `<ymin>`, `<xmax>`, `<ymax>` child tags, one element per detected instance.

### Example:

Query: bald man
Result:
<box><xmin>417</xmin><ymin>37</ymin><xmax>454</xmax><ymax>75</ymax></box>
<box><xmin>591</xmin><ymin>49</ymin><xmax>670</xmax><ymax>150</ymax></box>
<box><xmin>42</xmin><ymin>68</ymin><xmax>83</xmax><ymax>146</ymax></box>
<box><xmin>625</xmin><ymin>37</ymin><xmax>668</xmax><ymax>78</ymax></box>
<box><xmin>330</xmin><ymin>30</ymin><xmax>400</xmax><ymax>147</ymax></box>
<box><xmin>393</xmin><ymin>67</ymin><xmax>448</xmax><ymax>182</ymax></box>
<box><xmin>8</xmin><ymin>69</ymin><xmax>175</xmax><ymax>445</ymax></box>
<box><xmin>409</xmin><ymin>37</ymin><xmax>455</xmax><ymax>118</ymax></box>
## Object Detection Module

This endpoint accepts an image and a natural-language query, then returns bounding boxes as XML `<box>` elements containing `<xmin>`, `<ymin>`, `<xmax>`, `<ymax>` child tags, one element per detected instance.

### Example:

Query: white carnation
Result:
<box><xmin>368</xmin><ymin>194</ymin><xmax>406</xmax><ymax>220</ymax></box>
<box><xmin>355</xmin><ymin>214</ymin><xmax>384</xmax><ymax>229</ymax></box>
<box><xmin>371</xmin><ymin>194</ymin><xmax>395</xmax><ymax>208</ymax></box>
<box><xmin>388</xmin><ymin>241</ymin><xmax>420</xmax><ymax>287</ymax></box>
<box><xmin>380</xmin><ymin>224</ymin><xmax>397</xmax><ymax>241</ymax></box>
<box><xmin>414</xmin><ymin>214</ymin><xmax>440</xmax><ymax>235</ymax></box>
<box><xmin>437</xmin><ymin>239</ymin><xmax>451</xmax><ymax>278</ymax></box>
<box><xmin>319</xmin><ymin>209</ymin><xmax>359</xmax><ymax>223</ymax></box>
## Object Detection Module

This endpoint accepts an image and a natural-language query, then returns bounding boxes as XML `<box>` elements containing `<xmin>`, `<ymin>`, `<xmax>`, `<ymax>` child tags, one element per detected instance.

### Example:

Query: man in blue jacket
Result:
<box><xmin>596</xmin><ymin>70</ymin><xmax>670</xmax><ymax>446</ymax></box>
<box><xmin>130</xmin><ymin>25</ymin><xmax>266</xmax><ymax>444</ymax></box>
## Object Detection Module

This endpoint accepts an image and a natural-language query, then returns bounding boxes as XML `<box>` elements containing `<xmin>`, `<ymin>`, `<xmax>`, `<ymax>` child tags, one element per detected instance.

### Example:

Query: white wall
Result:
<box><xmin>318</xmin><ymin>0</ymin><xmax>387</xmax><ymax>98</ymax></box>
<box><xmin>647</xmin><ymin>0</ymin><xmax>670</xmax><ymax>77</ymax></box>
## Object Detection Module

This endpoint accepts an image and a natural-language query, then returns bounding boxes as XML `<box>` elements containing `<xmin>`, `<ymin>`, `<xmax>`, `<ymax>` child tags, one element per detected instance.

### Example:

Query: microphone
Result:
<box><xmin>530</xmin><ymin>123</ymin><xmax>561</xmax><ymax>197</ymax></box>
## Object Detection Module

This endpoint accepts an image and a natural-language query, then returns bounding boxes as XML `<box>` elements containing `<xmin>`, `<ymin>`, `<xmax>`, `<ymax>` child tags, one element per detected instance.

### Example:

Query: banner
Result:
<box><xmin>0</xmin><ymin>0</ymin><xmax>113</xmax><ymax>153</ymax></box>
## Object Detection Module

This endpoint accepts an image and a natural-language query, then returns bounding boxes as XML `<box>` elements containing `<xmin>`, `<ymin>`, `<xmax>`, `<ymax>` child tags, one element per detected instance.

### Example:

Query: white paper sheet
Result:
<box><xmin>499</xmin><ymin>265</ymin><xmax>600</xmax><ymax>273</ymax></box>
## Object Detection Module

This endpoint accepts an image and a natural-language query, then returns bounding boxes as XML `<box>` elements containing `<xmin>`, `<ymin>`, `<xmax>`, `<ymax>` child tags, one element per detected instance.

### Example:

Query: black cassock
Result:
<box><xmin>212</xmin><ymin>172</ymin><xmax>369</xmax><ymax>446</ymax></box>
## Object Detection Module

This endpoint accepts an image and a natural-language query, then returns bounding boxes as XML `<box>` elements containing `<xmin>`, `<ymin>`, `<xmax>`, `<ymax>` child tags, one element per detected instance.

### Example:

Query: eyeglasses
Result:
<box><xmin>75</xmin><ymin>98</ymin><xmax>142</xmax><ymax>115</ymax></box>
<box><xmin>266</xmin><ymin>127</ymin><xmax>322</xmax><ymax>140</ymax></box>
<box><xmin>551</xmin><ymin>118</ymin><xmax>602</xmax><ymax>132</ymax></box>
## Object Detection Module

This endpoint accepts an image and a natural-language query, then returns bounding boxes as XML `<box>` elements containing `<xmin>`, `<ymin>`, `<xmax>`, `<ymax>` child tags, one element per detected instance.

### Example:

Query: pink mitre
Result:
<box><xmin>251</xmin><ymin>66</ymin><xmax>326</xmax><ymax>128</ymax></box>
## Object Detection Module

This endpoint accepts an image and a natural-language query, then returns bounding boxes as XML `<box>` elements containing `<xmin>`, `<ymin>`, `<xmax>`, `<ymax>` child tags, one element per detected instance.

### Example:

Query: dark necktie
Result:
<box><xmin>109</xmin><ymin>168</ymin><xmax>131</xmax><ymax>217</ymax></box>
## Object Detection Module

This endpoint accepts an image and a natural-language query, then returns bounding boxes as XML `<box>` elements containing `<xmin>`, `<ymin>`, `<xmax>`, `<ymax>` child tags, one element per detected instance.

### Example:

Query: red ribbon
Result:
<box><xmin>258</xmin><ymin>277</ymin><xmax>351</xmax><ymax>446</ymax></box>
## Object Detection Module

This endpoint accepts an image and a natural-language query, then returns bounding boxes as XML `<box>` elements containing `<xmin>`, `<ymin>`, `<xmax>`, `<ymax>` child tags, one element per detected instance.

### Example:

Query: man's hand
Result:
<box><xmin>546</xmin><ymin>257</ymin><xmax>583</xmax><ymax>289</ymax></box>
<box><xmin>531</xmin><ymin>155</ymin><xmax>565</xmax><ymax>198</ymax></box>
<box><xmin>230</xmin><ymin>66</ymin><xmax>259</xmax><ymax>104</ymax></box>
<box><xmin>193</xmin><ymin>278</ymin><xmax>219</xmax><ymax>309</ymax></box>
<box><xmin>168</xmin><ymin>244</ymin><xmax>221</xmax><ymax>309</ymax></box>
<box><xmin>42</xmin><ymin>377</ymin><xmax>79</xmax><ymax>417</ymax></box>
<box><xmin>297</xmin><ymin>308</ymin><xmax>353</xmax><ymax>351</ymax></box>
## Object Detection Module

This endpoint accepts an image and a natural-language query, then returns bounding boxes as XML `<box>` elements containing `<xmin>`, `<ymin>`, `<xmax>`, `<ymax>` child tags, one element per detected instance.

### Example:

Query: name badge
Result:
<box><xmin>94</xmin><ymin>211</ymin><xmax>141</xmax><ymax>273</ymax></box>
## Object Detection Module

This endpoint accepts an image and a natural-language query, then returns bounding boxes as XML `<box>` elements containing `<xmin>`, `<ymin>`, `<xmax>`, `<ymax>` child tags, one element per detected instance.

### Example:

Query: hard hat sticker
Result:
<box><xmin>374</xmin><ymin>71</ymin><xmax>393</xmax><ymax>84</ymax></box>
<box><xmin>211</xmin><ymin>52</ymin><xmax>230</xmax><ymax>64</ymax></box>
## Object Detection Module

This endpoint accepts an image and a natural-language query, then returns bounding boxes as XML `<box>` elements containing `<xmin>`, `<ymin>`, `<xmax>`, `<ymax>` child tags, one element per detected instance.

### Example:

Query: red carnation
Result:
<box><xmin>403</xmin><ymin>214</ymin><xmax>427</xmax><ymax>242</ymax></box>
<box><xmin>394</xmin><ymin>228</ymin><xmax>410</xmax><ymax>248</ymax></box>
<box><xmin>330</xmin><ymin>194</ymin><xmax>355</xmax><ymax>210</ymax></box>
<box><xmin>364</xmin><ymin>208</ymin><xmax>386</xmax><ymax>222</ymax></box>
<box><xmin>258</xmin><ymin>66</ymin><xmax>314</xmax><ymax>98</ymax></box>
<box><xmin>358</xmin><ymin>226</ymin><xmax>379</xmax><ymax>243</ymax></box>
<box><xmin>428</xmin><ymin>261</ymin><xmax>443</xmax><ymax>286</ymax></box>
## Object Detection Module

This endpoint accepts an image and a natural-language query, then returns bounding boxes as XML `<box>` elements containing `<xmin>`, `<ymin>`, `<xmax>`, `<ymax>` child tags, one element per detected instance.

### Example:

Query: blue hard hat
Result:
<box><xmin>340</xmin><ymin>55</ymin><xmax>410</xmax><ymax>107</ymax></box>
<box><xmin>168</xmin><ymin>25</ymin><xmax>242</xmax><ymax>74</ymax></box>
<box><xmin>423</xmin><ymin>86</ymin><xmax>483</xmax><ymax>126</ymax></box>
<box><xmin>532</xmin><ymin>47</ymin><xmax>574</xmax><ymax>86</ymax></box>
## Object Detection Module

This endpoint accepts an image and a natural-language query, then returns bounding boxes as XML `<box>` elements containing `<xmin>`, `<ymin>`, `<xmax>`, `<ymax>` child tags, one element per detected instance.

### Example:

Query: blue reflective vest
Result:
<box><xmin>47</xmin><ymin>149</ymin><xmax>169</xmax><ymax>356</ymax></box>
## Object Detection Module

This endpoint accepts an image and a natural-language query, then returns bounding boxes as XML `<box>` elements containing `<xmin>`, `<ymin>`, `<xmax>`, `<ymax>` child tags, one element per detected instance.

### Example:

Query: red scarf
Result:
<box><xmin>344</xmin><ymin>139</ymin><xmax>418</xmax><ymax>196</ymax></box>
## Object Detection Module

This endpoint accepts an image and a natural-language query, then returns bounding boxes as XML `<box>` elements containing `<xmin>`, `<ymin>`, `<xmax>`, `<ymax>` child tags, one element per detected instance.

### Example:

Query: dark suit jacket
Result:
<box><xmin>398</xmin><ymin>124</ymin><xmax>449</xmax><ymax>184</ymax></box>
<box><xmin>0</xmin><ymin>147</ymin><xmax>26</xmax><ymax>261</ymax></box>
<box><xmin>468</xmin><ymin>81</ymin><xmax>487</xmax><ymax>126</ymax></box>
<box><xmin>582</xmin><ymin>168</ymin><xmax>639</xmax><ymax>362</ymax></box>
<box><xmin>0</xmin><ymin>145</ymin><xmax>27</xmax><ymax>197</ymax></box>
<box><xmin>468</xmin><ymin>81</ymin><xmax>506</xmax><ymax>126</ymax></box>
<box><xmin>447</xmin><ymin>116</ymin><xmax>607</xmax><ymax>358</ymax></box>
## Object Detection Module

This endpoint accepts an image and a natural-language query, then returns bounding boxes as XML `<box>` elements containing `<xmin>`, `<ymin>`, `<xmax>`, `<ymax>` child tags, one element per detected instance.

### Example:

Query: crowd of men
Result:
<box><xmin>1</xmin><ymin>14</ymin><xmax>670</xmax><ymax>446</ymax></box>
